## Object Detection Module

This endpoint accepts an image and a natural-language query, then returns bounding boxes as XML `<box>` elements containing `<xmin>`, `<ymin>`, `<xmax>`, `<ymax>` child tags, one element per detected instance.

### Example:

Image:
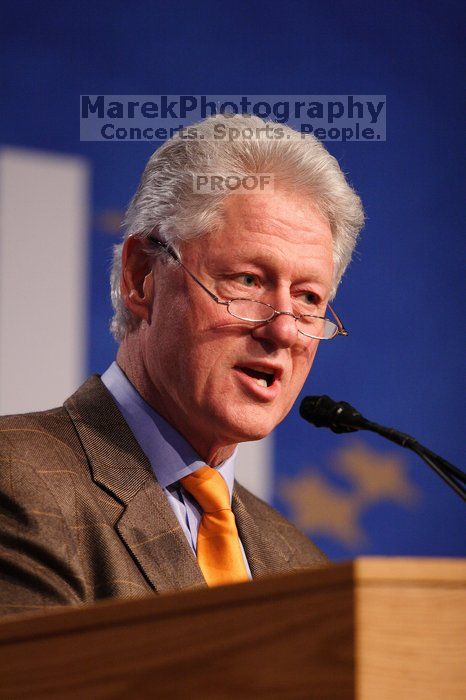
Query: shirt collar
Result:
<box><xmin>101</xmin><ymin>362</ymin><xmax>237</xmax><ymax>495</ymax></box>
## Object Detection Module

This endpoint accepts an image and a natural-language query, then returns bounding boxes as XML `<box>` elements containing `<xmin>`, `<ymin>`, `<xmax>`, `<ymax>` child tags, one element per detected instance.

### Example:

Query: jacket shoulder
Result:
<box><xmin>0</xmin><ymin>405</ymin><xmax>89</xmax><ymax>478</ymax></box>
<box><xmin>0</xmin><ymin>407</ymin><xmax>91</xmax><ymax>615</ymax></box>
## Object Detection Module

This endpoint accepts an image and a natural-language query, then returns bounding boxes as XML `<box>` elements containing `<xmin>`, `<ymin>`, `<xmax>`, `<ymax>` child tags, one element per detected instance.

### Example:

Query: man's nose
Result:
<box><xmin>251</xmin><ymin>309</ymin><xmax>299</xmax><ymax>348</ymax></box>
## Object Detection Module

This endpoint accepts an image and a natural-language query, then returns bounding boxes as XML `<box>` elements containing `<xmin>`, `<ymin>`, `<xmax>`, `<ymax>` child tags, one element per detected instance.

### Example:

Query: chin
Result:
<box><xmin>215</xmin><ymin>405</ymin><xmax>280</xmax><ymax>443</ymax></box>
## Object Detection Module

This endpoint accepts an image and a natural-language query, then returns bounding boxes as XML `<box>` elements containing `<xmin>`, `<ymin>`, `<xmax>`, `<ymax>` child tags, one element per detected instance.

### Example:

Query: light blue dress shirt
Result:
<box><xmin>101</xmin><ymin>362</ymin><xmax>251</xmax><ymax>577</ymax></box>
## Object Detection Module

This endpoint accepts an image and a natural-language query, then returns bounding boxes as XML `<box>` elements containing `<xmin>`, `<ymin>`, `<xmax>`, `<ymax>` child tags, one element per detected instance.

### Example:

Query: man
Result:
<box><xmin>0</xmin><ymin>114</ymin><xmax>364</xmax><ymax>616</ymax></box>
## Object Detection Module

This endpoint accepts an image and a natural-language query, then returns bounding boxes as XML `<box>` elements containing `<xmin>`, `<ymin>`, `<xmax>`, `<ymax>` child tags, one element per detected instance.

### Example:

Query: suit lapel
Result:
<box><xmin>116</xmin><ymin>485</ymin><xmax>206</xmax><ymax>592</ymax></box>
<box><xmin>64</xmin><ymin>375</ymin><xmax>206</xmax><ymax>593</ymax></box>
<box><xmin>233</xmin><ymin>483</ymin><xmax>292</xmax><ymax>579</ymax></box>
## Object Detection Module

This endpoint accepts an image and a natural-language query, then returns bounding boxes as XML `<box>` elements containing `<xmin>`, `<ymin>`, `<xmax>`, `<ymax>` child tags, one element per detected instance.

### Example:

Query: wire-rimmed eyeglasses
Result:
<box><xmin>147</xmin><ymin>236</ymin><xmax>348</xmax><ymax>340</ymax></box>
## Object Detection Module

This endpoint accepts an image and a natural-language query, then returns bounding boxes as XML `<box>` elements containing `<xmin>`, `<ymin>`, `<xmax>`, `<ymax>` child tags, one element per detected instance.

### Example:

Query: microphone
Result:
<box><xmin>299</xmin><ymin>395</ymin><xmax>466</xmax><ymax>501</ymax></box>
<box><xmin>300</xmin><ymin>395</ymin><xmax>368</xmax><ymax>433</ymax></box>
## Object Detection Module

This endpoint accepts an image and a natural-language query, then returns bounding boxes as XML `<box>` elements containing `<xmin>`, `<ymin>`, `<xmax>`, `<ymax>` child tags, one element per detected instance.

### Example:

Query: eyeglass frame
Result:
<box><xmin>147</xmin><ymin>235</ymin><xmax>348</xmax><ymax>340</ymax></box>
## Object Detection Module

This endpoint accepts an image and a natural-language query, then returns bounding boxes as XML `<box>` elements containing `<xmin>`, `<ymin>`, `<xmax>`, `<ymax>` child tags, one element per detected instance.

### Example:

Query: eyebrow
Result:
<box><xmin>212</xmin><ymin>251</ymin><xmax>331</xmax><ymax>289</ymax></box>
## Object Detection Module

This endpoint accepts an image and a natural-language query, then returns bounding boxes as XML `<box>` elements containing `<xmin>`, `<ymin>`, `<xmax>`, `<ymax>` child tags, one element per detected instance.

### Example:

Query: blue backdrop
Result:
<box><xmin>1</xmin><ymin>0</ymin><xmax>464</xmax><ymax>559</ymax></box>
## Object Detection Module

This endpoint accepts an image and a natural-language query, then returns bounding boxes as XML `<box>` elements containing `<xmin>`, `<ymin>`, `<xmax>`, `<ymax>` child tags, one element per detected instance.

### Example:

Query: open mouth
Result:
<box><xmin>237</xmin><ymin>366</ymin><xmax>276</xmax><ymax>388</ymax></box>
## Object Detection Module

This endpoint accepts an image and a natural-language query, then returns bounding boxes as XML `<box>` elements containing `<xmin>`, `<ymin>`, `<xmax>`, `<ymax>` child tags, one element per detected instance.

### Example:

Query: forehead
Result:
<box><xmin>187</xmin><ymin>190</ymin><xmax>334</xmax><ymax>287</ymax></box>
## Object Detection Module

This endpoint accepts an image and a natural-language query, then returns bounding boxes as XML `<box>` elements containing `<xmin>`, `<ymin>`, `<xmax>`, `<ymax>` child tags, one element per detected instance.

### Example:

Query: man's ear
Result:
<box><xmin>120</xmin><ymin>236</ymin><xmax>154</xmax><ymax>323</ymax></box>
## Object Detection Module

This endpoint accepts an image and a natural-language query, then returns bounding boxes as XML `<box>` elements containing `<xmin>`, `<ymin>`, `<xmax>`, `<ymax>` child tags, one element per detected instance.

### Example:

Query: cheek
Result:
<box><xmin>289</xmin><ymin>341</ymin><xmax>319</xmax><ymax>389</ymax></box>
<box><xmin>143</xmin><ymin>298</ymin><xmax>189</xmax><ymax>383</ymax></box>
<box><xmin>307</xmin><ymin>339</ymin><xmax>320</xmax><ymax>366</ymax></box>
<box><xmin>149</xmin><ymin>314</ymin><xmax>219</xmax><ymax>390</ymax></box>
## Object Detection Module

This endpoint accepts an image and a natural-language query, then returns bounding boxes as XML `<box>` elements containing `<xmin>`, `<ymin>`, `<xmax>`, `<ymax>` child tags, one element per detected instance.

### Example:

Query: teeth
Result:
<box><xmin>255</xmin><ymin>378</ymin><xmax>268</xmax><ymax>388</ymax></box>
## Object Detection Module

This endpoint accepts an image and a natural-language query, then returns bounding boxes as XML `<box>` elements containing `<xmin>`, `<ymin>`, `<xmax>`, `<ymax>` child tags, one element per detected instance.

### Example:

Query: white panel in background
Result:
<box><xmin>0</xmin><ymin>148</ymin><xmax>89</xmax><ymax>414</ymax></box>
<box><xmin>235</xmin><ymin>435</ymin><xmax>273</xmax><ymax>503</ymax></box>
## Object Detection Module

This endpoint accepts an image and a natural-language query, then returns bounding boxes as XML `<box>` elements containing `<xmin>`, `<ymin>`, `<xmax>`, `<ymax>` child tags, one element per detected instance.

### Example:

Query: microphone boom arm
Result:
<box><xmin>300</xmin><ymin>395</ymin><xmax>466</xmax><ymax>502</ymax></box>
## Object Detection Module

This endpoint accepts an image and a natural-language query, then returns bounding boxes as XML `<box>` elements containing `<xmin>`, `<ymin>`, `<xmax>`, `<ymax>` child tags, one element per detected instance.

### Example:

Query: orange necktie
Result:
<box><xmin>180</xmin><ymin>466</ymin><xmax>249</xmax><ymax>587</ymax></box>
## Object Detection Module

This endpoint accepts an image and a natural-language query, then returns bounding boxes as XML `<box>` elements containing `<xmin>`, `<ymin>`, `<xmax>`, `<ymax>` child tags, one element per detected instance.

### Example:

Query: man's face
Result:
<box><xmin>139</xmin><ymin>189</ymin><xmax>334</xmax><ymax>461</ymax></box>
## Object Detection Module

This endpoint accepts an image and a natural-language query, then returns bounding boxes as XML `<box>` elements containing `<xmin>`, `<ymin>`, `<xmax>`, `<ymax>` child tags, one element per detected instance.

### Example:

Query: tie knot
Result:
<box><xmin>181</xmin><ymin>466</ymin><xmax>230</xmax><ymax>513</ymax></box>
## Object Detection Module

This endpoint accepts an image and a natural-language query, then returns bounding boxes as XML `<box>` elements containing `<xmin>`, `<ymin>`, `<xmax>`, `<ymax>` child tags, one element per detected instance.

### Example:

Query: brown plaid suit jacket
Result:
<box><xmin>0</xmin><ymin>376</ymin><xmax>327</xmax><ymax>617</ymax></box>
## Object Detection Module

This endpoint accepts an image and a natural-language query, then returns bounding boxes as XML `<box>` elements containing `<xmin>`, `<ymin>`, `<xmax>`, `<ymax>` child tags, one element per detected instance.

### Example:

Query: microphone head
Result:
<box><xmin>299</xmin><ymin>395</ymin><xmax>365</xmax><ymax>433</ymax></box>
<box><xmin>299</xmin><ymin>395</ymin><xmax>336</xmax><ymax>427</ymax></box>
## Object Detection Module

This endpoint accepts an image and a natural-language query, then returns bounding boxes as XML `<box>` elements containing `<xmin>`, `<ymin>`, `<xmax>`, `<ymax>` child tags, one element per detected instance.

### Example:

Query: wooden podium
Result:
<box><xmin>0</xmin><ymin>558</ymin><xmax>464</xmax><ymax>699</ymax></box>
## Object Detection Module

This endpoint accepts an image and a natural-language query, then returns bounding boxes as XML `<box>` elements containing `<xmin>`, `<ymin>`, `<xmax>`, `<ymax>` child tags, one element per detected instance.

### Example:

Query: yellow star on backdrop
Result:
<box><xmin>281</xmin><ymin>472</ymin><xmax>365</xmax><ymax>546</ymax></box>
<box><xmin>334</xmin><ymin>441</ymin><xmax>420</xmax><ymax>506</ymax></box>
<box><xmin>279</xmin><ymin>439</ymin><xmax>420</xmax><ymax>549</ymax></box>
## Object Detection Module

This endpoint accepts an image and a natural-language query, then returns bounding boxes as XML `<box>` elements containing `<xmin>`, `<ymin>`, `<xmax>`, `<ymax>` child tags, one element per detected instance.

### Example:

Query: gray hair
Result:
<box><xmin>110</xmin><ymin>113</ymin><xmax>364</xmax><ymax>341</ymax></box>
